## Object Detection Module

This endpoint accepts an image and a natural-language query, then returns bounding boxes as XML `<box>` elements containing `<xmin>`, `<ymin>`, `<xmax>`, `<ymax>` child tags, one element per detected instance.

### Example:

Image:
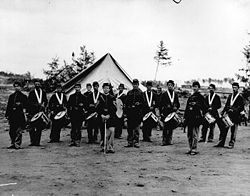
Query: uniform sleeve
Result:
<box><xmin>48</xmin><ymin>95</ymin><xmax>54</xmax><ymax>111</ymax></box>
<box><xmin>22</xmin><ymin>93</ymin><xmax>28</xmax><ymax>110</ymax></box>
<box><xmin>43</xmin><ymin>91</ymin><xmax>48</xmax><ymax>107</ymax></box>
<box><xmin>175</xmin><ymin>93</ymin><xmax>180</xmax><ymax>109</ymax></box>
<box><xmin>215</xmin><ymin>95</ymin><xmax>221</xmax><ymax>110</ymax></box>
<box><xmin>5</xmin><ymin>95</ymin><xmax>12</xmax><ymax>118</ymax></box>
<box><xmin>222</xmin><ymin>95</ymin><xmax>230</xmax><ymax>114</ymax></box>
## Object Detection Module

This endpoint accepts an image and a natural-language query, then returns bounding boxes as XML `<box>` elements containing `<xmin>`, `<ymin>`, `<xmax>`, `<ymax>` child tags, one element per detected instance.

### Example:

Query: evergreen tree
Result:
<box><xmin>154</xmin><ymin>41</ymin><xmax>171</xmax><ymax>81</ymax></box>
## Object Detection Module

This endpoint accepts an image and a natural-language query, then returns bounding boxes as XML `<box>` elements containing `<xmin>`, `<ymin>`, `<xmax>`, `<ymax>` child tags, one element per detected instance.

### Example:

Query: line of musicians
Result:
<box><xmin>5</xmin><ymin>79</ymin><xmax>244</xmax><ymax>155</ymax></box>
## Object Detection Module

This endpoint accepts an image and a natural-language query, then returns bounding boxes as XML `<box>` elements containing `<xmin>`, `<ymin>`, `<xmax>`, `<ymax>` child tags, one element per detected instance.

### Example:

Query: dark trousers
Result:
<box><xmin>9</xmin><ymin>123</ymin><xmax>22</xmax><ymax>147</ymax></box>
<box><xmin>142</xmin><ymin>118</ymin><xmax>154</xmax><ymax>140</ymax></box>
<box><xmin>187</xmin><ymin>125</ymin><xmax>199</xmax><ymax>151</ymax></box>
<box><xmin>162</xmin><ymin>123</ymin><xmax>174</xmax><ymax>145</ymax></box>
<box><xmin>200</xmin><ymin>122</ymin><xmax>215</xmax><ymax>141</ymax></box>
<box><xmin>50</xmin><ymin>120</ymin><xmax>62</xmax><ymax>142</ymax></box>
<box><xmin>29</xmin><ymin>127</ymin><xmax>43</xmax><ymax>145</ymax></box>
<box><xmin>87</xmin><ymin>118</ymin><xmax>99</xmax><ymax>142</ymax></box>
<box><xmin>127</xmin><ymin>120</ymin><xmax>140</xmax><ymax>145</ymax></box>
<box><xmin>70</xmin><ymin>119</ymin><xmax>83</xmax><ymax>144</ymax></box>
<box><xmin>115</xmin><ymin>117</ymin><xmax>123</xmax><ymax>138</ymax></box>
<box><xmin>217</xmin><ymin>124</ymin><xmax>238</xmax><ymax>147</ymax></box>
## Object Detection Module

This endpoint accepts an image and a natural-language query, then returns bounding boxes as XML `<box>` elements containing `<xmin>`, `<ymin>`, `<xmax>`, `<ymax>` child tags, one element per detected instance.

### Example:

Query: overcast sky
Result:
<box><xmin>0</xmin><ymin>0</ymin><xmax>250</xmax><ymax>85</ymax></box>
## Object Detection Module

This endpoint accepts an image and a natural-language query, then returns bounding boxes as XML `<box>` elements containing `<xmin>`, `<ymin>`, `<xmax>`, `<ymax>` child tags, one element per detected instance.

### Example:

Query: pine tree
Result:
<box><xmin>154</xmin><ymin>41</ymin><xmax>171</xmax><ymax>81</ymax></box>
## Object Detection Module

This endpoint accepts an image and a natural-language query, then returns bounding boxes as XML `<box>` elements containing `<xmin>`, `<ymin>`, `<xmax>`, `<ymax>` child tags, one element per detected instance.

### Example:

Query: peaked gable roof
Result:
<box><xmin>63</xmin><ymin>53</ymin><xmax>143</xmax><ymax>95</ymax></box>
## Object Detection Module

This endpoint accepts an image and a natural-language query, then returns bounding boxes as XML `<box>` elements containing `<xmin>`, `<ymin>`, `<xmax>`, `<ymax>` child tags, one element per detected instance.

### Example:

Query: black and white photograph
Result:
<box><xmin>0</xmin><ymin>0</ymin><xmax>250</xmax><ymax>195</ymax></box>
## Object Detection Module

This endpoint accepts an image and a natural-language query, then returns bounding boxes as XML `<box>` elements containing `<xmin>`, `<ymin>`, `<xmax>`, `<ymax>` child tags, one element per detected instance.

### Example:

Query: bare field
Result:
<box><xmin>0</xmin><ymin>122</ymin><xmax>250</xmax><ymax>196</ymax></box>
<box><xmin>0</xmin><ymin>90</ymin><xmax>250</xmax><ymax>196</ymax></box>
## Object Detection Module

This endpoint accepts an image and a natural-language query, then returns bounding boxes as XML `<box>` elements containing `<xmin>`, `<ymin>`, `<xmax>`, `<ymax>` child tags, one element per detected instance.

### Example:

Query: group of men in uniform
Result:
<box><xmin>5</xmin><ymin>79</ymin><xmax>245</xmax><ymax>155</ymax></box>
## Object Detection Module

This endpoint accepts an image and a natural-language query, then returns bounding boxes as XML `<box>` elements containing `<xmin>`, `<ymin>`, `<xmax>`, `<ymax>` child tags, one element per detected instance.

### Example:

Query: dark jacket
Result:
<box><xmin>159</xmin><ymin>90</ymin><xmax>180</xmax><ymax>119</ymax></box>
<box><xmin>184</xmin><ymin>91</ymin><xmax>207</xmax><ymax>126</ymax></box>
<box><xmin>5</xmin><ymin>91</ymin><xmax>28</xmax><ymax>127</ymax></box>
<box><xmin>27</xmin><ymin>89</ymin><xmax>48</xmax><ymax>115</ymax></box>
<box><xmin>86</xmin><ymin>91</ymin><xmax>103</xmax><ymax>116</ymax></box>
<box><xmin>222</xmin><ymin>93</ymin><xmax>244</xmax><ymax>124</ymax></box>
<box><xmin>204</xmin><ymin>93</ymin><xmax>221</xmax><ymax>119</ymax></box>
<box><xmin>83</xmin><ymin>91</ymin><xmax>92</xmax><ymax>98</ymax></box>
<box><xmin>156</xmin><ymin>92</ymin><xmax>163</xmax><ymax>107</ymax></box>
<box><xmin>48</xmin><ymin>93</ymin><xmax>68</xmax><ymax>118</ymax></box>
<box><xmin>142</xmin><ymin>91</ymin><xmax>158</xmax><ymax>115</ymax></box>
<box><xmin>125</xmin><ymin>88</ymin><xmax>144</xmax><ymax>122</ymax></box>
<box><xmin>67</xmin><ymin>92</ymin><xmax>86</xmax><ymax>119</ymax></box>
<box><xmin>97</xmin><ymin>93</ymin><xmax>116</xmax><ymax>118</ymax></box>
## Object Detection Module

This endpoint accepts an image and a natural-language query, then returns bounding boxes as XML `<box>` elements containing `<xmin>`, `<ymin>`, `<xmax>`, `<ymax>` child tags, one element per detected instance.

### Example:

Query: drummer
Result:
<box><xmin>5</xmin><ymin>81</ymin><xmax>28</xmax><ymax>149</ymax></box>
<box><xmin>214</xmin><ymin>82</ymin><xmax>244</xmax><ymax>148</ymax></box>
<box><xmin>142</xmin><ymin>81</ymin><xmax>158</xmax><ymax>142</ymax></box>
<box><xmin>27</xmin><ymin>80</ymin><xmax>48</xmax><ymax>146</ymax></box>
<box><xmin>159</xmin><ymin>80</ymin><xmax>180</xmax><ymax>146</ymax></box>
<box><xmin>184</xmin><ymin>81</ymin><xmax>207</xmax><ymax>155</ymax></box>
<box><xmin>67</xmin><ymin>83</ymin><xmax>86</xmax><ymax>147</ymax></box>
<box><xmin>199</xmin><ymin>84</ymin><xmax>221</xmax><ymax>143</ymax></box>
<box><xmin>48</xmin><ymin>83</ymin><xmax>68</xmax><ymax>143</ymax></box>
<box><xmin>86</xmin><ymin>81</ymin><xmax>101</xmax><ymax>144</ymax></box>
<box><xmin>156</xmin><ymin>85</ymin><xmax>163</xmax><ymax>131</ymax></box>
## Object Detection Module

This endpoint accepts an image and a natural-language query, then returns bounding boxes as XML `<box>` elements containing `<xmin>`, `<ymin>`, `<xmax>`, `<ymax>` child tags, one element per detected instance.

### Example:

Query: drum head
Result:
<box><xmin>54</xmin><ymin>111</ymin><xmax>66</xmax><ymax>120</ymax></box>
<box><xmin>164</xmin><ymin>113</ymin><xmax>175</xmax><ymax>122</ymax></box>
<box><xmin>31</xmin><ymin>112</ymin><xmax>43</xmax><ymax>122</ymax></box>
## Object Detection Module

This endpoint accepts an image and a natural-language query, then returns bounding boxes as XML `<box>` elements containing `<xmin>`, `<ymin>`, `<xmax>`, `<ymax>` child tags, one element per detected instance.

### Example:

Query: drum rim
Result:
<box><xmin>54</xmin><ymin>111</ymin><xmax>67</xmax><ymax>120</ymax></box>
<box><xmin>31</xmin><ymin>112</ymin><xmax>43</xmax><ymax>122</ymax></box>
<box><xmin>165</xmin><ymin>112</ymin><xmax>175</xmax><ymax>122</ymax></box>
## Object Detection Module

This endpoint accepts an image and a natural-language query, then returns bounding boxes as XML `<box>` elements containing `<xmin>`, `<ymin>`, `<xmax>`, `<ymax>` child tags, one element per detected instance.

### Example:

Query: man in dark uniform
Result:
<box><xmin>83</xmin><ymin>83</ymin><xmax>92</xmax><ymax>98</ymax></box>
<box><xmin>27</xmin><ymin>80</ymin><xmax>48</xmax><ymax>146</ymax></box>
<box><xmin>141</xmin><ymin>81</ymin><xmax>158</xmax><ymax>142</ymax></box>
<box><xmin>156</xmin><ymin>85</ymin><xmax>163</xmax><ymax>131</ymax></box>
<box><xmin>184</xmin><ymin>81</ymin><xmax>207</xmax><ymax>155</ymax></box>
<box><xmin>98</xmin><ymin>83</ymin><xmax>117</xmax><ymax>153</ymax></box>
<box><xmin>114</xmin><ymin>83</ymin><xmax>127</xmax><ymax>139</ymax></box>
<box><xmin>214</xmin><ymin>82</ymin><xmax>244</xmax><ymax>148</ymax></box>
<box><xmin>159</xmin><ymin>80</ymin><xmax>180</xmax><ymax>146</ymax></box>
<box><xmin>86</xmin><ymin>81</ymin><xmax>101</xmax><ymax>144</ymax></box>
<box><xmin>5</xmin><ymin>81</ymin><xmax>28</xmax><ymax>149</ymax></box>
<box><xmin>125</xmin><ymin>79</ymin><xmax>144</xmax><ymax>148</ymax></box>
<box><xmin>199</xmin><ymin>84</ymin><xmax>221</xmax><ymax>143</ymax></box>
<box><xmin>67</xmin><ymin>83</ymin><xmax>86</xmax><ymax>147</ymax></box>
<box><xmin>48</xmin><ymin>84</ymin><xmax>68</xmax><ymax>143</ymax></box>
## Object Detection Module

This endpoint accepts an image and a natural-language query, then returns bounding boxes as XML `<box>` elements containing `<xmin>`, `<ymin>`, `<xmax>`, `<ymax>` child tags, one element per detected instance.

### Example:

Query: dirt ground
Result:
<box><xmin>0</xmin><ymin>118</ymin><xmax>250</xmax><ymax>196</ymax></box>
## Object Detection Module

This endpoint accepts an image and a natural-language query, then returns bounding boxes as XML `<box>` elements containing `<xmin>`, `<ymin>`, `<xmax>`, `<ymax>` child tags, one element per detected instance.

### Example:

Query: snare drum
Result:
<box><xmin>204</xmin><ymin>112</ymin><xmax>216</xmax><ymax>124</ymax></box>
<box><xmin>54</xmin><ymin>110</ymin><xmax>70</xmax><ymax>126</ymax></box>
<box><xmin>218</xmin><ymin>114</ymin><xmax>234</xmax><ymax>130</ymax></box>
<box><xmin>222</xmin><ymin>114</ymin><xmax>234</xmax><ymax>127</ymax></box>
<box><xmin>164</xmin><ymin>112</ymin><xmax>182</xmax><ymax>129</ymax></box>
<box><xmin>30</xmin><ymin>112</ymin><xmax>50</xmax><ymax>130</ymax></box>
<box><xmin>54</xmin><ymin>110</ymin><xmax>67</xmax><ymax>120</ymax></box>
